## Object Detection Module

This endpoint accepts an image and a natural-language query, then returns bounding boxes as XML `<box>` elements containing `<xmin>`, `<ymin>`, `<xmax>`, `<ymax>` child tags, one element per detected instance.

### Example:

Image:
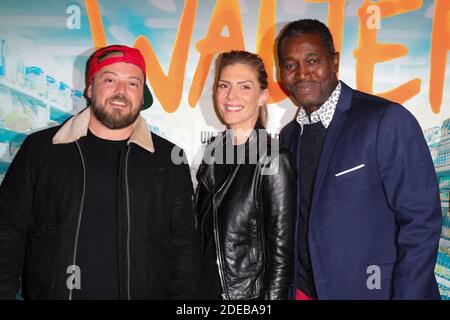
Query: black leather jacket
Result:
<box><xmin>195</xmin><ymin>130</ymin><xmax>297</xmax><ymax>300</ymax></box>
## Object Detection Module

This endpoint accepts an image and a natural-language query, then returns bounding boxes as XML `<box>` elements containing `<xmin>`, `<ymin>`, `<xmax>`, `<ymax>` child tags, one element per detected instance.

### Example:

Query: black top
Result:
<box><xmin>72</xmin><ymin>130</ymin><xmax>128</xmax><ymax>299</ymax></box>
<box><xmin>297</xmin><ymin>121</ymin><xmax>327</xmax><ymax>299</ymax></box>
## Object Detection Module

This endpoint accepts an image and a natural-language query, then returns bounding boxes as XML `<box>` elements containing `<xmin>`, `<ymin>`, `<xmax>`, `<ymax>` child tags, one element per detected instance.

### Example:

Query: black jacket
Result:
<box><xmin>0</xmin><ymin>108</ymin><xmax>200</xmax><ymax>300</ymax></box>
<box><xmin>195</xmin><ymin>130</ymin><xmax>297</xmax><ymax>300</ymax></box>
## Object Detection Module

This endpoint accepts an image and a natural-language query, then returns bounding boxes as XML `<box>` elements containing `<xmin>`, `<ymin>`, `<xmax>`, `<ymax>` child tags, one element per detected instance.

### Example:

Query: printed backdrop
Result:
<box><xmin>0</xmin><ymin>0</ymin><xmax>449</xmax><ymax>299</ymax></box>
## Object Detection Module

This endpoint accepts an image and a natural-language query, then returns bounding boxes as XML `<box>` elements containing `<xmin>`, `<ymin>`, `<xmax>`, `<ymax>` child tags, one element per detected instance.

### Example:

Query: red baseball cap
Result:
<box><xmin>86</xmin><ymin>45</ymin><xmax>153</xmax><ymax>110</ymax></box>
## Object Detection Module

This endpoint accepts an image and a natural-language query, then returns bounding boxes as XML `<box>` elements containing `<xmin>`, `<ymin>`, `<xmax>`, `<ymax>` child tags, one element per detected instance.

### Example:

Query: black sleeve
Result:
<box><xmin>0</xmin><ymin>136</ymin><xmax>34</xmax><ymax>299</ymax></box>
<box><xmin>376</xmin><ymin>105</ymin><xmax>442</xmax><ymax>299</ymax></box>
<box><xmin>167</xmin><ymin>149</ymin><xmax>201</xmax><ymax>299</ymax></box>
<box><xmin>261</xmin><ymin>147</ymin><xmax>297</xmax><ymax>300</ymax></box>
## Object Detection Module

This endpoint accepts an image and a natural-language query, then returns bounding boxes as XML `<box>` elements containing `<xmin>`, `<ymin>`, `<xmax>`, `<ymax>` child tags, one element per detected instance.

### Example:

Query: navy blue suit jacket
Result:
<box><xmin>280</xmin><ymin>81</ymin><xmax>442</xmax><ymax>299</ymax></box>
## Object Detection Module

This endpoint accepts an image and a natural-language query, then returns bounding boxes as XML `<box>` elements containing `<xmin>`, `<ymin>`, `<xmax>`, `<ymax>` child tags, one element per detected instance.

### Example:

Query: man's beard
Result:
<box><xmin>91</xmin><ymin>95</ymin><xmax>141</xmax><ymax>129</ymax></box>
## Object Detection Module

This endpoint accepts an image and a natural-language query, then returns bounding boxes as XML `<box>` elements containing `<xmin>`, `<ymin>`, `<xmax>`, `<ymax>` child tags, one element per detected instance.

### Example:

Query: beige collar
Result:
<box><xmin>52</xmin><ymin>107</ymin><xmax>155</xmax><ymax>153</ymax></box>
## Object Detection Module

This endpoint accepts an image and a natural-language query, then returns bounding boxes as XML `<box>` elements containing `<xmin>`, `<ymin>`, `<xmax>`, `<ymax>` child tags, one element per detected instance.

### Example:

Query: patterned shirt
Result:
<box><xmin>296</xmin><ymin>82</ymin><xmax>342</xmax><ymax>135</ymax></box>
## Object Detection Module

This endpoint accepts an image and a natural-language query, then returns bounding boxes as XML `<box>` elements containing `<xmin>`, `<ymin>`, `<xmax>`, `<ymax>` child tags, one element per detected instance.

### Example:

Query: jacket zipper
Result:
<box><xmin>212</xmin><ymin>196</ymin><xmax>228</xmax><ymax>300</ymax></box>
<box><xmin>249</xmin><ymin>218</ymin><xmax>257</xmax><ymax>264</ymax></box>
<box><xmin>68</xmin><ymin>141</ymin><xmax>86</xmax><ymax>300</ymax></box>
<box><xmin>124</xmin><ymin>146</ymin><xmax>131</xmax><ymax>300</ymax></box>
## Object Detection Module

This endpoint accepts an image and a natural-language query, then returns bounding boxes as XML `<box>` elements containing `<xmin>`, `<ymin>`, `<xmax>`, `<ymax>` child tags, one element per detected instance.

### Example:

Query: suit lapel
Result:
<box><xmin>310</xmin><ymin>82</ymin><xmax>353</xmax><ymax>213</ymax></box>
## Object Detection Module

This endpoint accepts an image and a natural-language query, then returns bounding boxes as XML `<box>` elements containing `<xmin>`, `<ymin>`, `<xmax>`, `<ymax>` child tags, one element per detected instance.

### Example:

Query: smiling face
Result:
<box><xmin>87</xmin><ymin>61</ymin><xmax>144</xmax><ymax>129</ymax></box>
<box><xmin>279</xmin><ymin>32</ymin><xmax>339</xmax><ymax>114</ymax></box>
<box><xmin>215</xmin><ymin>63</ymin><xmax>269</xmax><ymax>131</ymax></box>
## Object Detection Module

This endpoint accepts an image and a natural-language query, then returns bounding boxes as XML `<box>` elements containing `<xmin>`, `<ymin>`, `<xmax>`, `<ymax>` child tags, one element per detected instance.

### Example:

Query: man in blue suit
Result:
<box><xmin>277</xmin><ymin>19</ymin><xmax>442</xmax><ymax>300</ymax></box>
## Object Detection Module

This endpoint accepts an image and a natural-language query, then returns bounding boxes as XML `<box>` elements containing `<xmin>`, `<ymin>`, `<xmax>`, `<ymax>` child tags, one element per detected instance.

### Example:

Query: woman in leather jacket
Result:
<box><xmin>195</xmin><ymin>50</ymin><xmax>297</xmax><ymax>300</ymax></box>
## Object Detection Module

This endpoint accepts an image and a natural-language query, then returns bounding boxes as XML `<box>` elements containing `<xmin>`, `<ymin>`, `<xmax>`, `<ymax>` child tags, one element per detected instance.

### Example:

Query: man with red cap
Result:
<box><xmin>0</xmin><ymin>45</ymin><xmax>201</xmax><ymax>300</ymax></box>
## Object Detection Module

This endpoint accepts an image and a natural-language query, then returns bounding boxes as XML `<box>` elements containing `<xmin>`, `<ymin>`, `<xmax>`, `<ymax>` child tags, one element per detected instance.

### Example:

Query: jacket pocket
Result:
<box><xmin>145</xmin><ymin>231</ymin><xmax>169</xmax><ymax>249</ymax></box>
<box><xmin>248</xmin><ymin>218</ymin><xmax>258</xmax><ymax>265</ymax></box>
<box><xmin>144</xmin><ymin>231</ymin><xmax>170</xmax><ymax>296</ymax></box>
<box><xmin>24</xmin><ymin>227</ymin><xmax>60</xmax><ymax>299</ymax></box>
<box><xmin>363</xmin><ymin>262</ymin><xmax>395</xmax><ymax>298</ymax></box>
<box><xmin>333</xmin><ymin>164</ymin><xmax>366</xmax><ymax>184</ymax></box>
<box><xmin>364</xmin><ymin>262</ymin><xmax>395</xmax><ymax>280</ymax></box>
<box><xmin>23</xmin><ymin>279</ymin><xmax>48</xmax><ymax>300</ymax></box>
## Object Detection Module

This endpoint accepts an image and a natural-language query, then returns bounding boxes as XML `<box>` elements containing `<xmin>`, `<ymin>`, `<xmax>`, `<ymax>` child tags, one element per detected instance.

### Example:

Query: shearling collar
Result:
<box><xmin>52</xmin><ymin>107</ymin><xmax>155</xmax><ymax>153</ymax></box>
